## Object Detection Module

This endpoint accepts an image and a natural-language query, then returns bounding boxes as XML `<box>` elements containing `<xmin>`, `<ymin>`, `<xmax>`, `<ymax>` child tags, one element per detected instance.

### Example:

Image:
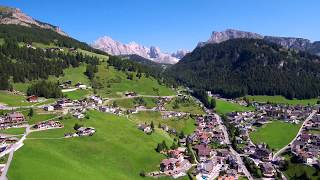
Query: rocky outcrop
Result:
<box><xmin>263</xmin><ymin>36</ymin><xmax>311</xmax><ymax>51</ymax></box>
<box><xmin>198</xmin><ymin>29</ymin><xmax>263</xmax><ymax>46</ymax></box>
<box><xmin>92</xmin><ymin>36</ymin><xmax>179</xmax><ymax>64</ymax></box>
<box><xmin>171</xmin><ymin>49</ymin><xmax>189</xmax><ymax>59</ymax></box>
<box><xmin>0</xmin><ymin>6</ymin><xmax>67</xmax><ymax>36</ymax></box>
<box><xmin>199</xmin><ymin>29</ymin><xmax>320</xmax><ymax>56</ymax></box>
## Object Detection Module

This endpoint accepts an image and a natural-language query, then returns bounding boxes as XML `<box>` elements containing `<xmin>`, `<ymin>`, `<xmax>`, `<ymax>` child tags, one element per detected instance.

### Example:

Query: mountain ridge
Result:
<box><xmin>92</xmin><ymin>36</ymin><xmax>187</xmax><ymax>64</ymax></box>
<box><xmin>199</xmin><ymin>29</ymin><xmax>320</xmax><ymax>56</ymax></box>
<box><xmin>0</xmin><ymin>6</ymin><xmax>67</xmax><ymax>36</ymax></box>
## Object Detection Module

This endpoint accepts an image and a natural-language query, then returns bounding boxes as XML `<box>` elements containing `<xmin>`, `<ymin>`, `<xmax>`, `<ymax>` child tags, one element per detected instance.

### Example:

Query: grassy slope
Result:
<box><xmin>0</xmin><ymin>91</ymin><xmax>35</xmax><ymax>106</ymax></box>
<box><xmin>9</xmin><ymin>111</ymin><xmax>173</xmax><ymax>180</ymax></box>
<box><xmin>246</xmin><ymin>95</ymin><xmax>319</xmax><ymax>105</ymax></box>
<box><xmin>95</xmin><ymin>65</ymin><xmax>175</xmax><ymax>98</ymax></box>
<box><xmin>50</xmin><ymin>64</ymin><xmax>91</xmax><ymax>86</ymax></box>
<box><xmin>113</xmin><ymin>97</ymin><xmax>158</xmax><ymax>109</ymax></box>
<box><xmin>63</xmin><ymin>89</ymin><xmax>91</xmax><ymax>100</ymax></box>
<box><xmin>250</xmin><ymin>121</ymin><xmax>301</xmax><ymax>151</ymax></box>
<box><xmin>28</xmin><ymin>113</ymin><xmax>58</xmax><ymax>125</ymax></box>
<box><xmin>78</xmin><ymin>49</ymin><xmax>108</xmax><ymax>61</ymax></box>
<box><xmin>0</xmin><ymin>127</ymin><xmax>25</xmax><ymax>135</ymax></box>
<box><xmin>215</xmin><ymin>99</ymin><xmax>254</xmax><ymax>114</ymax></box>
<box><xmin>165</xmin><ymin>97</ymin><xmax>205</xmax><ymax>115</ymax></box>
<box><xmin>130</xmin><ymin>111</ymin><xmax>196</xmax><ymax>135</ymax></box>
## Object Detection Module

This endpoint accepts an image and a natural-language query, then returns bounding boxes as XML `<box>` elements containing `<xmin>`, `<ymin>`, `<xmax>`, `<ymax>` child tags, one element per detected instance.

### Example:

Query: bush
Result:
<box><xmin>139</xmin><ymin>170</ymin><xmax>146</xmax><ymax>177</ymax></box>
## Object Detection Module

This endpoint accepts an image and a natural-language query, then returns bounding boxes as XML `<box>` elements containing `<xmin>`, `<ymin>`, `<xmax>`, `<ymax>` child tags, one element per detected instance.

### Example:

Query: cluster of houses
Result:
<box><xmin>59</xmin><ymin>80</ymin><xmax>87</xmax><ymax>89</ymax></box>
<box><xmin>155</xmin><ymin>114</ymin><xmax>247</xmax><ymax>179</ymax></box>
<box><xmin>291</xmin><ymin>113</ymin><xmax>320</xmax><ymax>166</ymax></box>
<box><xmin>0</xmin><ymin>137</ymin><xmax>19</xmax><ymax>154</ymax></box>
<box><xmin>0</xmin><ymin>112</ymin><xmax>26</xmax><ymax>129</ymax></box>
<box><xmin>161</xmin><ymin>112</ymin><xmax>187</xmax><ymax>119</ymax></box>
<box><xmin>33</xmin><ymin>120</ymin><xmax>64</xmax><ymax>130</ymax></box>
<box><xmin>99</xmin><ymin>106</ymin><xmax>122</xmax><ymax>115</ymax></box>
<box><xmin>225</xmin><ymin>103</ymin><xmax>318</xmax><ymax>178</ymax></box>
<box><xmin>155</xmin><ymin>97</ymin><xmax>171</xmax><ymax>111</ymax></box>
<box><xmin>190</xmin><ymin>115</ymin><xmax>244</xmax><ymax>179</ymax></box>
<box><xmin>159</xmin><ymin>147</ymin><xmax>192</xmax><ymax>178</ymax></box>
<box><xmin>65</xmin><ymin>127</ymin><xmax>96</xmax><ymax>138</ymax></box>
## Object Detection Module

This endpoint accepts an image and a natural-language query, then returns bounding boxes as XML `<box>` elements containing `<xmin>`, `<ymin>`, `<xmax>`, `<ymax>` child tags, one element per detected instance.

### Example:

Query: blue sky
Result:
<box><xmin>1</xmin><ymin>0</ymin><xmax>320</xmax><ymax>52</ymax></box>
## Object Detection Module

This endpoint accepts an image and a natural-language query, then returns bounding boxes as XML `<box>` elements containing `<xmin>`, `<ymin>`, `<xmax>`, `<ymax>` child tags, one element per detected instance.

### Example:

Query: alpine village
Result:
<box><xmin>0</xmin><ymin>3</ymin><xmax>319</xmax><ymax>180</ymax></box>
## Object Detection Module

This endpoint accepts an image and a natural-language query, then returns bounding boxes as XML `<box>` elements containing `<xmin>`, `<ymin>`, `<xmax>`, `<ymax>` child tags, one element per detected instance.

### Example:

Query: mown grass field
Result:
<box><xmin>94</xmin><ymin>65</ymin><xmax>176</xmax><ymax>98</ymax></box>
<box><xmin>28</xmin><ymin>113</ymin><xmax>58</xmax><ymax>125</ymax></box>
<box><xmin>165</xmin><ymin>97</ymin><xmax>205</xmax><ymax>115</ymax></box>
<box><xmin>0</xmin><ymin>127</ymin><xmax>25</xmax><ymax>135</ymax></box>
<box><xmin>246</xmin><ymin>95</ymin><xmax>319</xmax><ymax>105</ymax></box>
<box><xmin>130</xmin><ymin>111</ymin><xmax>196</xmax><ymax>135</ymax></box>
<box><xmin>112</xmin><ymin>97</ymin><xmax>158</xmax><ymax>109</ymax></box>
<box><xmin>250</xmin><ymin>121</ymin><xmax>301</xmax><ymax>151</ymax></box>
<box><xmin>8</xmin><ymin>111</ymin><xmax>176</xmax><ymax>180</ymax></box>
<box><xmin>0</xmin><ymin>91</ymin><xmax>35</xmax><ymax>106</ymax></box>
<box><xmin>215</xmin><ymin>99</ymin><xmax>255</xmax><ymax>114</ymax></box>
<box><xmin>63</xmin><ymin>89</ymin><xmax>91</xmax><ymax>100</ymax></box>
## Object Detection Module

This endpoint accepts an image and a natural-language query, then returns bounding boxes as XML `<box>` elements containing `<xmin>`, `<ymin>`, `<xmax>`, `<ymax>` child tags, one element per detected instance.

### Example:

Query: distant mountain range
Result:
<box><xmin>0</xmin><ymin>6</ymin><xmax>67</xmax><ymax>36</ymax></box>
<box><xmin>91</xmin><ymin>36</ymin><xmax>188</xmax><ymax>64</ymax></box>
<box><xmin>198</xmin><ymin>29</ymin><xmax>320</xmax><ymax>56</ymax></box>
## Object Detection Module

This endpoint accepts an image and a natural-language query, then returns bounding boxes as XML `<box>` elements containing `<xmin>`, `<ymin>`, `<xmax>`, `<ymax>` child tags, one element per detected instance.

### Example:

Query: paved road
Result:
<box><xmin>214</xmin><ymin>114</ymin><xmax>253</xmax><ymax>180</ymax></box>
<box><xmin>272</xmin><ymin>111</ymin><xmax>316</xmax><ymax>161</ymax></box>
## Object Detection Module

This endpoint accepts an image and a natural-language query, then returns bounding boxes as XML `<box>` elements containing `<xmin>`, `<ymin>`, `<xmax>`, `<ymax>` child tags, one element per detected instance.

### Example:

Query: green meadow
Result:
<box><xmin>28</xmin><ymin>112</ymin><xmax>58</xmax><ymax>125</ymax></box>
<box><xmin>0</xmin><ymin>91</ymin><xmax>35</xmax><ymax>107</ymax></box>
<box><xmin>63</xmin><ymin>89</ymin><xmax>91</xmax><ymax>100</ymax></box>
<box><xmin>0</xmin><ymin>127</ymin><xmax>25</xmax><ymax>135</ymax></box>
<box><xmin>165</xmin><ymin>97</ymin><xmax>205</xmax><ymax>115</ymax></box>
<box><xmin>9</xmin><ymin>111</ymin><xmax>174</xmax><ymax>180</ymax></box>
<box><xmin>50</xmin><ymin>64</ymin><xmax>91</xmax><ymax>86</ymax></box>
<box><xmin>112</xmin><ymin>97</ymin><xmax>158</xmax><ymax>109</ymax></box>
<box><xmin>215</xmin><ymin>99</ymin><xmax>254</xmax><ymax>114</ymax></box>
<box><xmin>246</xmin><ymin>95</ymin><xmax>319</xmax><ymax>105</ymax></box>
<box><xmin>250</xmin><ymin>121</ymin><xmax>301</xmax><ymax>151</ymax></box>
<box><xmin>94</xmin><ymin>65</ymin><xmax>176</xmax><ymax>98</ymax></box>
<box><xmin>130</xmin><ymin>111</ymin><xmax>196</xmax><ymax>135</ymax></box>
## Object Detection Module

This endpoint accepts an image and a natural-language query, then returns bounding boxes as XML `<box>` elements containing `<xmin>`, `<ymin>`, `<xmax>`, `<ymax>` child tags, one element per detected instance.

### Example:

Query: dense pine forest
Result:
<box><xmin>166</xmin><ymin>39</ymin><xmax>320</xmax><ymax>99</ymax></box>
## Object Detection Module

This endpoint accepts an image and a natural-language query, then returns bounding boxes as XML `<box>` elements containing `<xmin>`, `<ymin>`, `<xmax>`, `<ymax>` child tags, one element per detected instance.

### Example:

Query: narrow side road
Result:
<box><xmin>272</xmin><ymin>110</ymin><xmax>316</xmax><ymax>161</ymax></box>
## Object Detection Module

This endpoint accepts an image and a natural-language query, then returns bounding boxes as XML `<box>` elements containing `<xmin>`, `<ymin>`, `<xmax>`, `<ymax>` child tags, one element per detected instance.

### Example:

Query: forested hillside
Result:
<box><xmin>166</xmin><ymin>39</ymin><xmax>320</xmax><ymax>99</ymax></box>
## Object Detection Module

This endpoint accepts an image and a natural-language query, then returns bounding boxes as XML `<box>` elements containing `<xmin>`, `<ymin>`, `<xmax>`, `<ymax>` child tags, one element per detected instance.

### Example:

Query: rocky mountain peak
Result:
<box><xmin>198</xmin><ymin>29</ymin><xmax>320</xmax><ymax>56</ymax></box>
<box><xmin>171</xmin><ymin>49</ymin><xmax>189</xmax><ymax>59</ymax></box>
<box><xmin>208</xmin><ymin>29</ymin><xmax>263</xmax><ymax>44</ymax></box>
<box><xmin>0</xmin><ymin>6</ymin><xmax>67</xmax><ymax>36</ymax></box>
<box><xmin>92</xmin><ymin>36</ymin><xmax>180</xmax><ymax>64</ymax></box>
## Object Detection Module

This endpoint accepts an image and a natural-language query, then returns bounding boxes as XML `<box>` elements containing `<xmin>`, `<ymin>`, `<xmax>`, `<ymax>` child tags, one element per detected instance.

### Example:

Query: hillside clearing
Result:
<box><xmin>215</xmin><ymin>99</ymin><xmax>254</xmax><ymax>114</ymax></box>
